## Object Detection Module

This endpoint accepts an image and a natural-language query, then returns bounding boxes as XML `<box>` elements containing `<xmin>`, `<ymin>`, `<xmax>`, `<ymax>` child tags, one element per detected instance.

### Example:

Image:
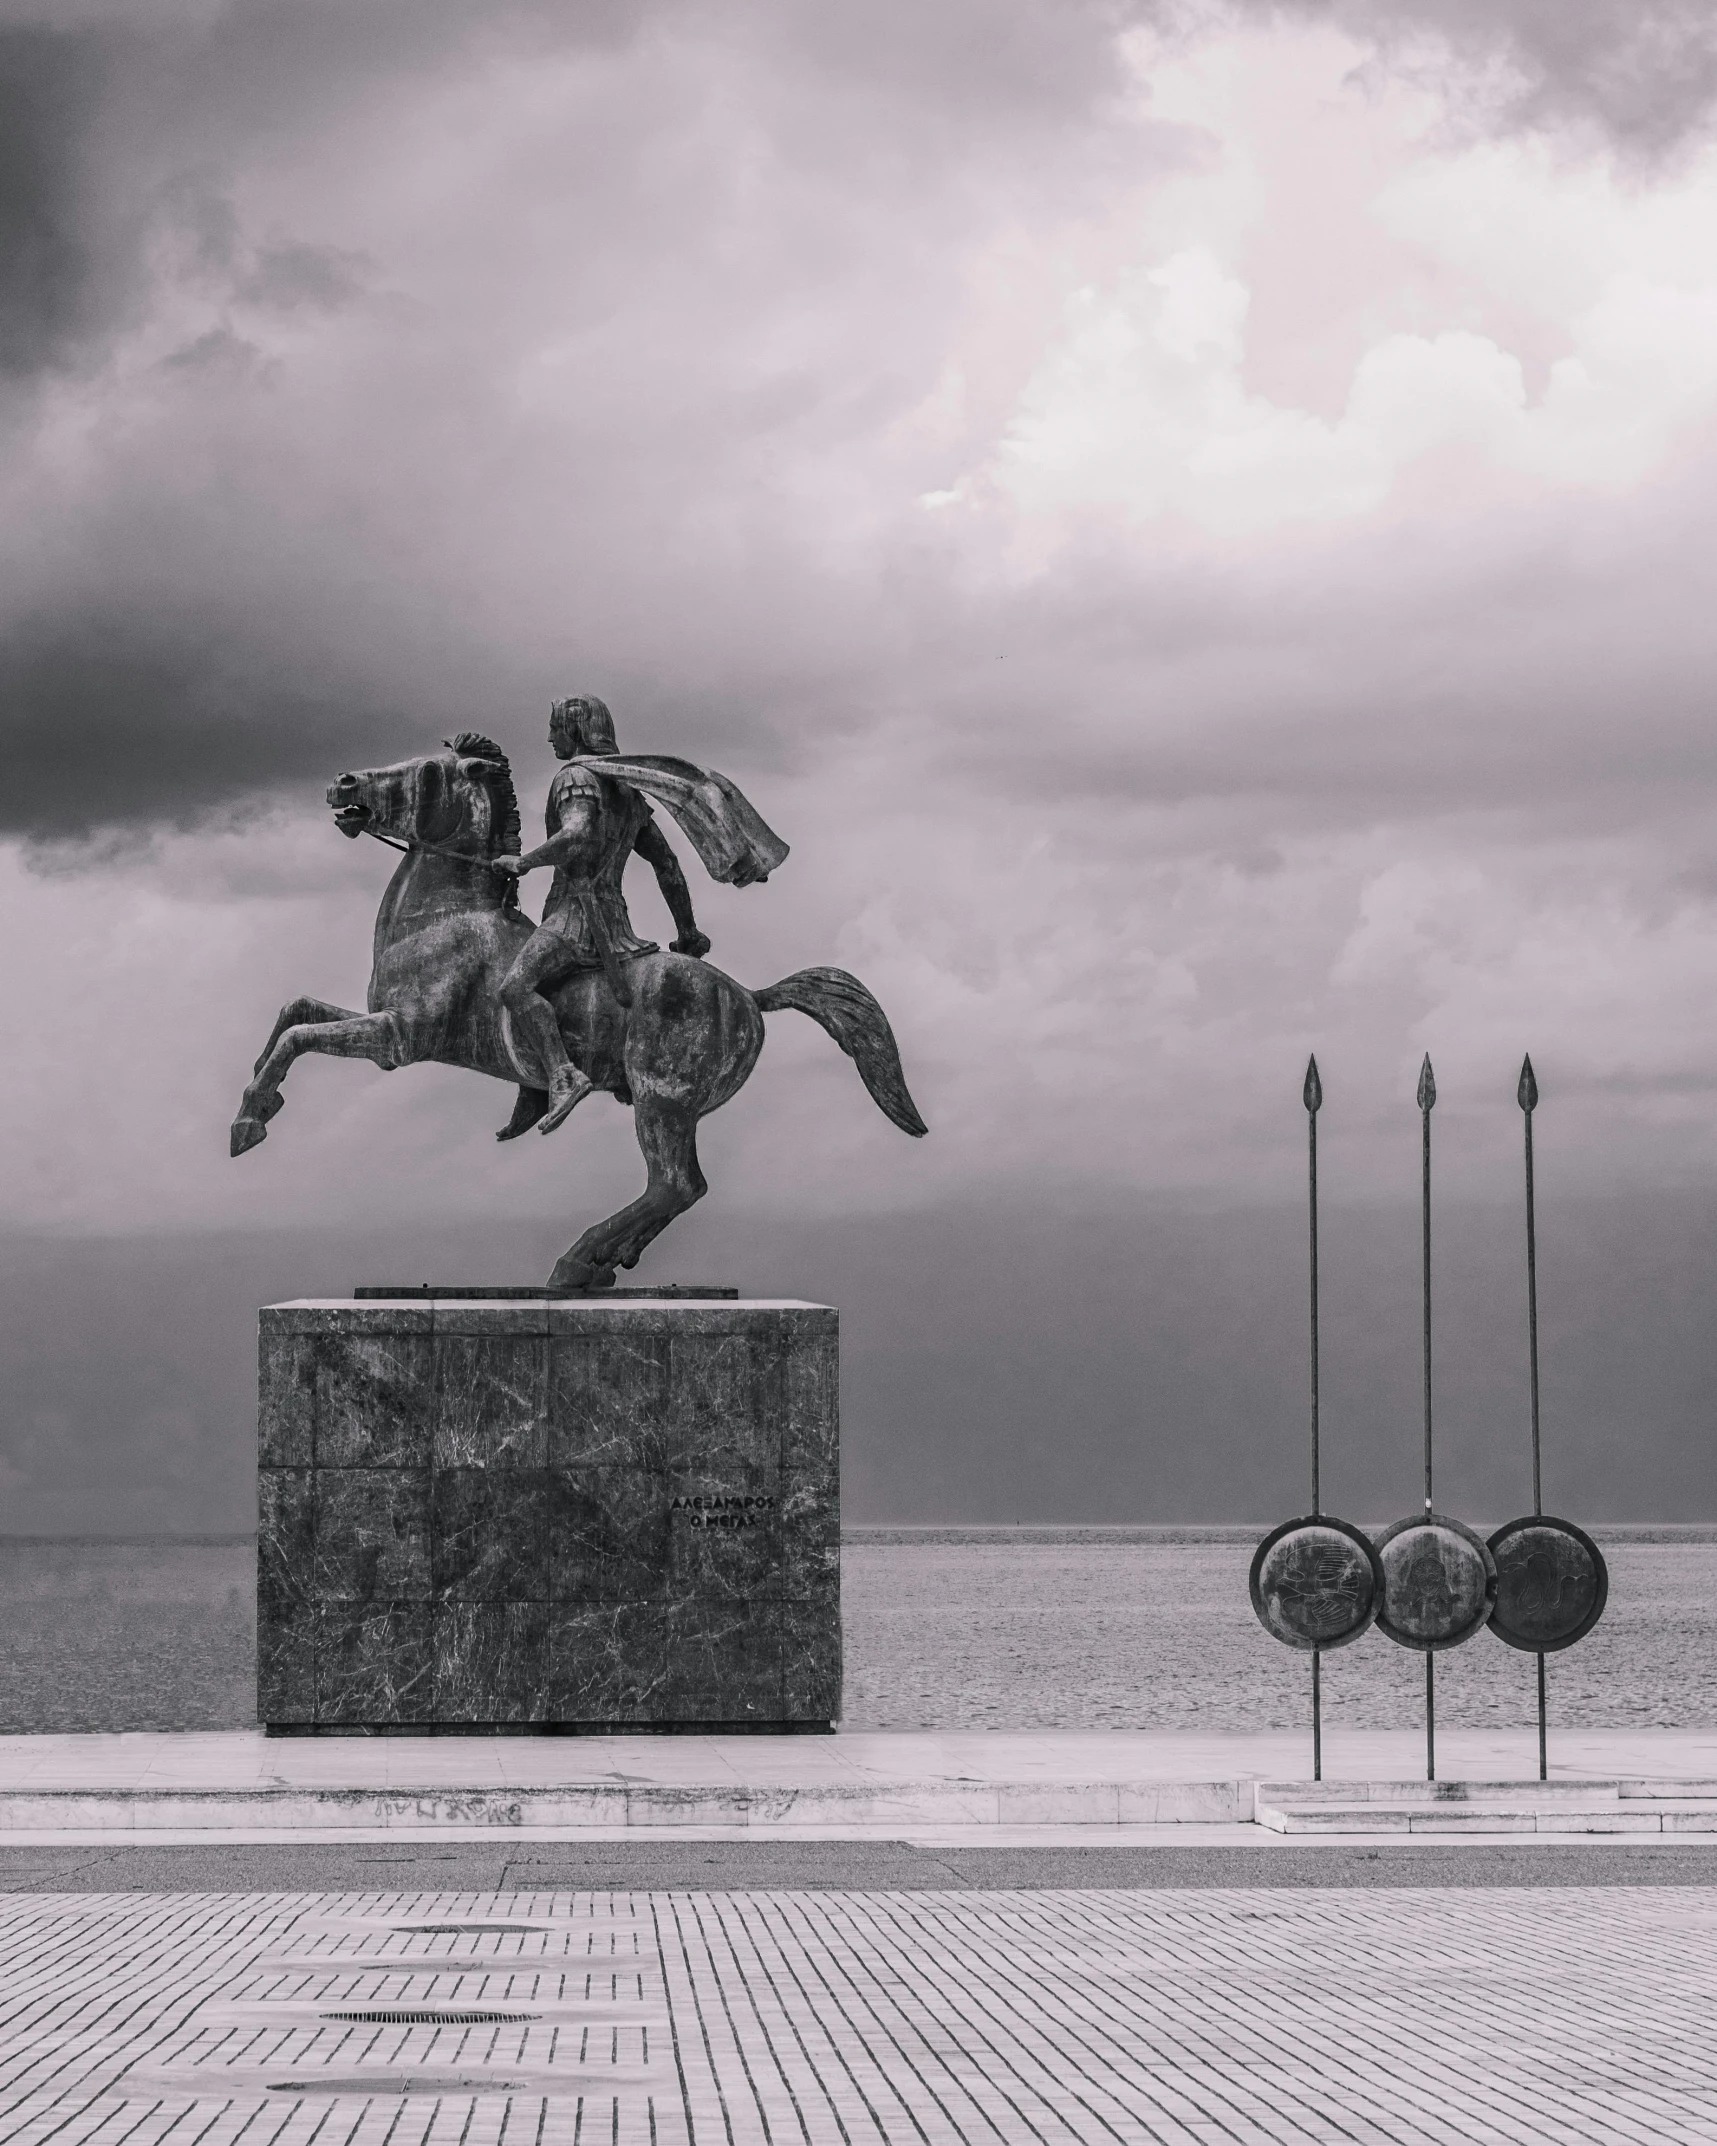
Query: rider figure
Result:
<box><xmin>493</xmin><ymin>694</ymin><xmax>712</xmax><ymax>1134</ymax></box>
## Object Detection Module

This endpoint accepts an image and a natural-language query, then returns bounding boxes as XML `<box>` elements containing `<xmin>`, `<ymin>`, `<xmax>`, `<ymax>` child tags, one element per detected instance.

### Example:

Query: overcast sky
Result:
<box><xmin>4</xmin><ymin>0</ymin><xmax>1717</xmax><ymax>1522</ymax></box>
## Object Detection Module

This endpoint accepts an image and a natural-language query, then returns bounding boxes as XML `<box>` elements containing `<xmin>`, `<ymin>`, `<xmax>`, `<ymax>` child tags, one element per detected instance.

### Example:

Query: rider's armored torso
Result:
<box><xmin>538</xmin><ymin>761</ymin><xmax>659</xmax><ymax>968</ymax></box>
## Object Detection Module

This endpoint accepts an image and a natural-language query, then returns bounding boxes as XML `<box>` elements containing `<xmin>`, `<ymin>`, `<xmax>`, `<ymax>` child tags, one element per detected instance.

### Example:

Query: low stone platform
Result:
<box><xmin>4</xmin><ymin>1728</ymin><xmax>1717</xmax><ymax>1841</ymax></box>
<box><xmin>1257</xmin><ymin>1776</ymin><xmax>1717</xmax><ymax>1835</ymax></box>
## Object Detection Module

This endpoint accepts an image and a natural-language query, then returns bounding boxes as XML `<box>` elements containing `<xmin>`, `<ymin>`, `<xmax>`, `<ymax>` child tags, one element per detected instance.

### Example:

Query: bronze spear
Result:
<box><xmin>1418</xmin><ymin>1051</ymin><xmax>1437</xmax><ymax>1780</ymax></box>
<box><xmin>1304</xmin><ymin>1053</ymin><xmax>1323</xmax><ymax>1780</ymax></box>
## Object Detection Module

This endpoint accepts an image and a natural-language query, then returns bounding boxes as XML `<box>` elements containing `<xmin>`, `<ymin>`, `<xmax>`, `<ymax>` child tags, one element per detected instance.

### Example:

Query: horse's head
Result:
<box><xmin>327</xmin><ymin>734</ymin><xmax>522</xmax><ymax>892</ymax></box>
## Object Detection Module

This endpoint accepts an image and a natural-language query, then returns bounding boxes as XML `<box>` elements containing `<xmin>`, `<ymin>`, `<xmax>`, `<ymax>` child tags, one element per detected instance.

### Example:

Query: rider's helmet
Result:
<box><xmin>552</xmin><ymin>695</ymin><xmax>617</xmax><ymax>756</ymax></box>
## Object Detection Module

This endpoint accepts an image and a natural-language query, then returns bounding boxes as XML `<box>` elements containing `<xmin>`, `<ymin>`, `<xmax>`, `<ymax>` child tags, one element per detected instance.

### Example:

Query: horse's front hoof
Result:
<box><xmin>230</xmin><ymin>1117</ymin><xmax>268</xmax><ymax>1157</ymax></box>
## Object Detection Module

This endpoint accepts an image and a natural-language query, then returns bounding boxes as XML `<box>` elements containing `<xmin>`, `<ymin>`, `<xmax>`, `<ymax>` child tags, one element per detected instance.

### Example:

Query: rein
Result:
<box><xmin>361</xmin><ymin>826</ymin><xmax>505</xmax><ymax>873</ymax></box>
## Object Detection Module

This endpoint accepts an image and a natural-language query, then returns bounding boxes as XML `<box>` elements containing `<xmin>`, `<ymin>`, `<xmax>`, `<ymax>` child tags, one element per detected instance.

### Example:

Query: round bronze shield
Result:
<box><xmin>1249</xmin><ymin>1517</ymin><xmax>1384</xmax><ymax>1652</ymax></box>
<box><xmin>1374</xmin><ymin>1512</ymin><xmax>1497</xmax><ymax>1651</ymax></box>
<box><xmin>1487</xmin><ymin>1516</ymin><xmax>1608</xmax><ymax>1653</ymax></box>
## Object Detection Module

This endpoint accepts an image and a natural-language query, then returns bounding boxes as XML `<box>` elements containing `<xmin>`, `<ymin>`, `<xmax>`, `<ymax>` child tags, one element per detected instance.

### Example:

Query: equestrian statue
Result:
<box><xmin>229</xmin><ymin>695</ymin><xmax>927</xmax><ymax>1288</ymax></box>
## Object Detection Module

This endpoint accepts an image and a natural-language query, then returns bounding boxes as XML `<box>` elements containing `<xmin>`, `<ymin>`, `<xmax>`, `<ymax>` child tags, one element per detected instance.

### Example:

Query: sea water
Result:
<box><xmin>843</xmin><ymin>1530</ymin><xmax>1717</xmax><ymax>1732</ymax></box>
<box><xmin>0</xmin><ymin>1531</ymin><xmax>1710</xmax><ymax>1733</ymax></box>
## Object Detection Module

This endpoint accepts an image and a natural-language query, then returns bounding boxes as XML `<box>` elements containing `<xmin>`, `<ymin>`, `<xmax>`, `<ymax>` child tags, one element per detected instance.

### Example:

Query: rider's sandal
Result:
<box><xmin>537</xmin><ymin>1069</ymin><xmax>594</xmax><ymax>1135</ymax></box>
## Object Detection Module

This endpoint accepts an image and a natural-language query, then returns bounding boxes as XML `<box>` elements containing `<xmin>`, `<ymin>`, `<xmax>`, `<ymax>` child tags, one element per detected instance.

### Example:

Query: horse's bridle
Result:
<box><xmin>358</xmin><ymin>823</ymin><xmax>505</xmax><ymax>871</ymax></box>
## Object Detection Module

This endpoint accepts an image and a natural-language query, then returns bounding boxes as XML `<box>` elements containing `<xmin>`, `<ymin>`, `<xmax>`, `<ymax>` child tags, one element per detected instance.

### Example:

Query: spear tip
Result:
<box><xmin>1518</xmin><ymin>1053</ymin><xmax>1538</xmax><ymax>1113</ymax></box>
<box><xmin>1303</xmin><ymin>1054</ymin><xmax>1322</xmax><ymax>1114</ymax></box>
<box><xmin>1417</xmin><ymin>1053</ymin><xmax>1436</xmax><ymax>1112</ymax></box>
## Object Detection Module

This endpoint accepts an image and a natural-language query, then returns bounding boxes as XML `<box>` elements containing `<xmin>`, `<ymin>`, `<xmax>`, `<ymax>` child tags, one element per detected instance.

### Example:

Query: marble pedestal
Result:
<box><xmin>256</xmin><ymin>1297</ymin><xmax>839</xmax><ymax>1732</ymax></box>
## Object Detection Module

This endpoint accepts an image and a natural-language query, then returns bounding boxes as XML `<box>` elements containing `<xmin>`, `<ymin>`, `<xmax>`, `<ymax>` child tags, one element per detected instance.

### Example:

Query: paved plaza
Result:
<box><xmin>6</xmin><ymin>1730</ymin><xmax>1716</xmax><ymax>2139</ymax></box>
<box><xmin>4</xmin><ymin>1880</ymin><xmax>1716</xmax><ymax>2144</ymax></box>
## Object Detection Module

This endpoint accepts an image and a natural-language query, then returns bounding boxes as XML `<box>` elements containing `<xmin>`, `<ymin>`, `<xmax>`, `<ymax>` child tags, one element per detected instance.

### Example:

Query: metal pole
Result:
<box><xmin>1419</xmin><ymin>1054</ymin><xmax>1435</xmax><ymax>1513</ymax></box>
<box><xmin>1305</xmin><ymin>1054</ymin><xmax>1323</xmax><ymax>1783</ymax></box>
<box><xmin>1520</xmin><ymin>1053</ymin><xmax>1546</xmax><ymax>1782</ymax></box>
<box><xmin>1418</xmin><ymin>1054</ymin><xmax>1437</xmax><ymax>1782</ymax></box>
<box><xmin>1313</xmin><ymin>1650</ymin><xmax>1322</xmax><ymax>1784</ymax></box>
<box><xmin>1307</xmin><ymin>1055</ymin><xmax>1322</xmax><ymax>1518</ymax></box>
<box><xmin>1522</xmin><ymin>1056</ymin><xmax>1541</xmax><ymax>1515</ymax></box>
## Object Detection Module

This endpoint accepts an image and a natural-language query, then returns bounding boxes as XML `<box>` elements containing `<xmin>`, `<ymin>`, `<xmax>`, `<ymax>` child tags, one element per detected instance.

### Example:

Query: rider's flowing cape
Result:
<box><xmin>573</xmin><ymin>755</ymin><xmax>790</xmax><ymax>887</ymax></box>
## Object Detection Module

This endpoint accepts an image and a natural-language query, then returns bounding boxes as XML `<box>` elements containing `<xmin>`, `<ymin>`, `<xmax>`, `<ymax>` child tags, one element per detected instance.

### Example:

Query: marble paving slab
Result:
<box><xmin>2</xmin><ymin>1730</ymin><xmax>1717</xmax><ymax>1840</ymax></box>
<box><xmin>6</xmin><ymin>1725</ymin><xmax>1717</xmax><ymax>1789</ymax></box>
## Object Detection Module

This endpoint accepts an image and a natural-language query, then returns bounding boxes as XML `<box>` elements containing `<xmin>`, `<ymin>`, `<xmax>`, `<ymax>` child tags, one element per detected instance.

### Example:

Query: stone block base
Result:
<box><xmin>256</xmin><ymin>1296</ymin><xmax>839</xmax><ymax>1730</ymax></box>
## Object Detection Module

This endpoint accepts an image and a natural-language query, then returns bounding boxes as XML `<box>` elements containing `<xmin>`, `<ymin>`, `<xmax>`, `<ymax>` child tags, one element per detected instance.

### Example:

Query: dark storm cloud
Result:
<box><xmin>0</xmin><ymin>588</ymin><xmax>842</xmax><ymax>838</ymax></box>
<box><xmin>0</xmin><ymin>24</ymin><xmax>131</xmax><ymax>375</ymax></box>
<box><xmin>1296</xmin><ymin>0</ymin><xmax>1717</xmax><ymax>153</ymax></box>
<box><xmin>0</xmin><ymin>0</ymin><xmax>1163</xmax><ymax>837</ymax></box>
<box><xmin>0</xmin><ymin>0</ymin><xmax>1165</xmax><ymax>395</ymax></box>
<box><xmin>0</xmin><ymin>0</ymin><xmax>650</xmax><ymax>376</ymax></box>
<box><xmin>0</xmin><ymin>607</ymin><xmax>430</xmax><ymax>833</ymax></box>
<box><xmin>0</xmin><ymin>7</ymin><xmax>553</xmax><ymax>832</ymax></box>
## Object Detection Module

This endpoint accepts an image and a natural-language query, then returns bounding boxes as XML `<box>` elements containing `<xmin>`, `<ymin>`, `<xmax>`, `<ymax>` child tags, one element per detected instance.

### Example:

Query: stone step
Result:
<box><xmin>1254</xmin><ymin>1784</ymin><xmax>1717</xmax><ymax>1835</ymax></box>
<box><xmin>1267</xmin><ymin>1808</ymin><xmax>1717</xmax><ymax>1834</ymax></box>
<box><xmin>1253</xmin><ymin>1776</ymin><xmax>1717</xmax><ymax>1806</ymax></box>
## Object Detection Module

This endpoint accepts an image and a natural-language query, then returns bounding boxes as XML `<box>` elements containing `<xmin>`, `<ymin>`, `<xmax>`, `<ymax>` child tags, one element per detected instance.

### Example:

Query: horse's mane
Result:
<box><xmin>449</xmin><ymin>730</ymin><xmax>522</xmax><ymax>909</ymax></box>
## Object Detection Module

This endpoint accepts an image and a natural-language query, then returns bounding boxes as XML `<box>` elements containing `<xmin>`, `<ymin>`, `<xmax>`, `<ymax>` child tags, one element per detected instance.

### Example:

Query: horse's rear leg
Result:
<box><xmin>232</xmin><ymin>1012</ymin><xmax>402</xmax><ymax>1156</ymax></box>
<box><xmin>547</xmin><ymin>1094</ymin><xmax>706</xmax><ymax>1289</ymax></box>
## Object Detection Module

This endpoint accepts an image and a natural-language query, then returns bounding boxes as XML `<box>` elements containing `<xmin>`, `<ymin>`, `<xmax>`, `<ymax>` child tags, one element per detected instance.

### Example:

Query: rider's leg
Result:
<box><xmin>498</xmin><ymin>929</ymin><xmax>594</xmax><ymax>1135</ymax></box>
<box><xmin>499</xmin><ymin>929</ymin><xmax>581</xmax><ymax>1084</ymax></box>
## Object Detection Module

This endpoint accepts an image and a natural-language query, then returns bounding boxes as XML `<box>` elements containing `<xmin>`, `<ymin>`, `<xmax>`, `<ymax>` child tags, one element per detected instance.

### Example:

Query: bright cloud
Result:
<box><xmin>927</xmin><ymin>25</ymin><xmax>1717</xmax><ymax>547</ymax></box>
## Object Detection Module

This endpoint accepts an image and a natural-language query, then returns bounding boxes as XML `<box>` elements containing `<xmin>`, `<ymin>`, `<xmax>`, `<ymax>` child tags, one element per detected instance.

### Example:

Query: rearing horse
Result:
<box><xmin>230</xmin><ymin>736</ymin><xmax>927</xmax><ymax>1286</ymax></box>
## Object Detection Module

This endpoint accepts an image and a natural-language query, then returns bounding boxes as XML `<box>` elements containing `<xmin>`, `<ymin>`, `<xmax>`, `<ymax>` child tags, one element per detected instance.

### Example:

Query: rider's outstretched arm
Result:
<box><xmin>635</xmin><ymin>816</ymin><xmax>710</xmax><ymax>957</ymax></box>
<box><xmin>496</xmin><ymin>796</ymin><xmax>600</xmax><ymax>877</ymax></box>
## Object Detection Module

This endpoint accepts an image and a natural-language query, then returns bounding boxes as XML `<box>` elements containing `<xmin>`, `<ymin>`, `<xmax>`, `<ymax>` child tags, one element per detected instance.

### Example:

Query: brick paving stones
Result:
<box><xmin>2</xmin><ymin>1884</ymin><xmax>1714</xmax><ymax>2144</ymax></box>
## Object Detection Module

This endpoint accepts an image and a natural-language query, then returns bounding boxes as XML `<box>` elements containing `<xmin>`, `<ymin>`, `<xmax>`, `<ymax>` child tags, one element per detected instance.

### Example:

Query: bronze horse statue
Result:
<box><xmin>230</xmin><ymin>735</ymin><xmax>926</xmax><ymax>1287</ymax></box>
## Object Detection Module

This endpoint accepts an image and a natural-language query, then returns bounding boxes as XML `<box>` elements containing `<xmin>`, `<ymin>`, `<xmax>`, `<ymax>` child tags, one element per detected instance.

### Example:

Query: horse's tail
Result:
<box><xmin>754</xmin><ymin>967</ymin><xmax>928</xmax><ymax>1137</ymax></box>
